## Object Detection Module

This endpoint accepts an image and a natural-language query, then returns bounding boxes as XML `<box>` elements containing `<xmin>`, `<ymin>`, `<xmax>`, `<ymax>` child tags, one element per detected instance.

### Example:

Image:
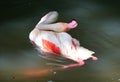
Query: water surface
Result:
<box><xmin>0</xmin><ymin>0</ymin><xmax>120</xmax><ymax>82</ymax></box>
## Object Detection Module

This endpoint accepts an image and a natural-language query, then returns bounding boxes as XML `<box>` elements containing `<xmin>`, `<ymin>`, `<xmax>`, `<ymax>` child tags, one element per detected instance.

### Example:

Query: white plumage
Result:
<box><xmin>29</xmin><ymin>11</ymin><xmax>97</xmax><ymax>65</ymax></box>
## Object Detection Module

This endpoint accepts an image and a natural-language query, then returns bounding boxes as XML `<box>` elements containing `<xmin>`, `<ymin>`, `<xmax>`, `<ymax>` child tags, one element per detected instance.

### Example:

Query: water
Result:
<box><xmin>0</xmin><ymin>0</ymin><xmax>120</xmax><ymax>82</ymax></box>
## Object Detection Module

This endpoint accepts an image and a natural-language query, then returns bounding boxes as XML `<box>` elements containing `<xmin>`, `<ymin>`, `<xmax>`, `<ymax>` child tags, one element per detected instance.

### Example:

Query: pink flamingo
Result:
<box><xmin>29</xmin><ymin>11</ymin><xmax>98</xmax><ymax>68</ymax></box>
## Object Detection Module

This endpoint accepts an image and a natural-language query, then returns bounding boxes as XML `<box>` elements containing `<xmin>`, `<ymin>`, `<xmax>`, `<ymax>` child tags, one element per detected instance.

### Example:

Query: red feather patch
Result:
<box><xmin>42</xmin><ymin>39</ymin><xmax>61</xmax><ymax>55</ymax></box>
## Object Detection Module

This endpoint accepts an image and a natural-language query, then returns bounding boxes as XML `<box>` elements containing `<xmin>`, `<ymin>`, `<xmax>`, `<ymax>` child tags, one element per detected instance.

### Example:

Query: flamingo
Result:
<box><xmin>29</xmin><ymin>11</ymin><xmax>98</xmax><ymax>67</ymax></box>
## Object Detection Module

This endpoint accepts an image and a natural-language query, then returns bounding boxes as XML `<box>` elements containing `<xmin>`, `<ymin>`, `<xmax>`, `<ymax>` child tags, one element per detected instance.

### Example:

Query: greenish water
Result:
<box><xmin>0</xmin><ymin>0</ymin><xmax>120</xmax><ymax>82</ymax></box>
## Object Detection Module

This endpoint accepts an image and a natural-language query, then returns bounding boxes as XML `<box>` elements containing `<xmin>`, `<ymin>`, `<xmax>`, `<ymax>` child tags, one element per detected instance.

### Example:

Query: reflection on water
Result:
<box><xmin>0</xmin><ymin>0</ymin><xmax>120</xmax><ymax>82</ymax></box>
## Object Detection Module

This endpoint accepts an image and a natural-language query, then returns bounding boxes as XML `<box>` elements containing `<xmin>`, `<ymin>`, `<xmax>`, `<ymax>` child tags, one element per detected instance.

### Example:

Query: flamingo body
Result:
<box><xmin>29</xmin><ymin>11</ymin><xmax>97</xmax><ymax>65</ymax></box>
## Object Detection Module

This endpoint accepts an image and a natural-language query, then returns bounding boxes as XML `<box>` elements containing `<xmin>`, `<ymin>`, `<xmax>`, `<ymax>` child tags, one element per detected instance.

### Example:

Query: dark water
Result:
<box><xmin>0</xmin><ymin>0</ymin><xmax>120</xmax><ymax>82</ymax></box>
